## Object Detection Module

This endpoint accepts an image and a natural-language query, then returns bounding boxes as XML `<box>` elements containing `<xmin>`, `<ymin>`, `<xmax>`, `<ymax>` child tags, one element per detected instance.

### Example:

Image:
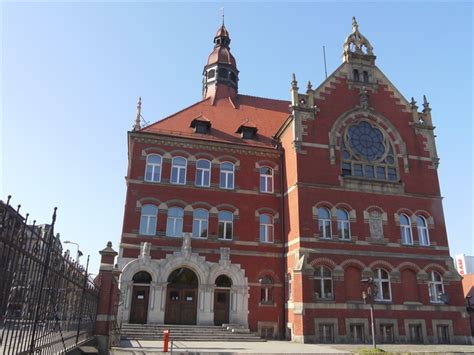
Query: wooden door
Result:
<box><xmin>213</xmin><ymin>289</ymin><xmax>230</xmax><ymax>326</ymax></box>
<box><xmin>129</xmin><ymin>286</ymin><xmax>149</xmax><ymax>324</ymax></box>
<box><xmin>165</xmin><ymin>288</ymin><xmax>197</xmax><ymax>325</ymax></box>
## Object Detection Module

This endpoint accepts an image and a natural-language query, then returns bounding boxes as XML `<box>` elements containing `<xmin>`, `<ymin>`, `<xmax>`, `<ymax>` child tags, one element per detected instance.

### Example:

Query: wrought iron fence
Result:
<box><xmin>0</xmin><ymin>196</ymin><xmax>99</xmax><ymax>354</ymax></box>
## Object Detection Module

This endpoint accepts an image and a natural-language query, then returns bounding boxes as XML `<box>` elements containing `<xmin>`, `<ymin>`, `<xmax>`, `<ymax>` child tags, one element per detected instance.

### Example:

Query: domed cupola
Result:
<box><xmin>202</xmin><ymin>22</ymin><xmax>239</xmax><ymax>102</ymax></box>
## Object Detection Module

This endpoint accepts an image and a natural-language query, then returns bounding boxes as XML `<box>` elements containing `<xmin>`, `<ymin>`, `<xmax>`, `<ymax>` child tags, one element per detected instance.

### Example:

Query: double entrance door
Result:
<box><xmin>165</xmin><ymin>287</ymin><xmax>197</xmax><ymax>325</ymax></box>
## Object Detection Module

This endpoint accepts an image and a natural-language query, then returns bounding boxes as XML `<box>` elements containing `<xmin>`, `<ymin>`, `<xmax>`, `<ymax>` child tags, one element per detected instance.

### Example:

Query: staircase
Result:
<box><xmin>120</xmin><ymin>323</ymin><xmax>265</xmax><ymax>342</ymax></box>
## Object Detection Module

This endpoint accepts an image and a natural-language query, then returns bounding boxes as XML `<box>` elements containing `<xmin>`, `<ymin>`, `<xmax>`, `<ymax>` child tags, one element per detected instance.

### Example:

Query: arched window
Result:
<box><xmin>218</xmin><ymin>211</ymin><xmax>233</xmax><ymax>240</ymax></box>
<box><xmin>207</xmin><ymin>69</ymin><xmax>215</xmax><ymax>79</ymax></box>
<box><xmin>139</xmin><ymin>204</ymin><xmax>157</xmax><ymax>236</ymax></box>
<box><xmin>166</xmin><ymin>207</ymin><xmax>184</xmax><ymax>237</ymax></box>
<box><xmin>353</xmin><ymin>69</ymin><xmax>360</xmax><ymax>81</ymax></box>
<box><xmin>318</xmin><ymin>207</ymin><xmax>332</xmax><ymax>239</ymax></box>
<box><xmin>341</xmin><ymin>121</ymin><xmax>398</xmax><ymax>182</ymax></box>
<box><xmin>215</xmin><ymin>275</ymin><xmax>232</xmax><ymax>288</ymax></box>
<box><xmin>133</xmin><ymin>271</ymin><xmax>152</xmax><ymax>284</ymax></box>
<box><xmin>314</xmin><ymin>266</ymin><xmax>333</xmax><ymax>300</ymax></box>
<box><xmin>219</xmin><ymin>162</ymin><xmax>234</xmax><ymax>189</ymax></box>
<box><xmin>428</xmin><ymin>271</ymin><xmax>444</xmax><ymax>303</ymax></box>
<box><xmin>145</xmin><ymin>154</ymin><xmax>162</xmax><ymax>182</ymax></box>
<box><xmin>195</xmin><ymin>159</ymin><xmax>211</xmax><ymax>187</ymax></box>
<box><xmin>363</xmin><ymin>71</ymin><xmax>369</xmax><ymax>83</ymax></box>
<box><xmin>337</xmin><ymin>209</ymin><xmax>350</xmax><ymax>240</ymax></box>
<box><xmin>192</xmin><ymin>208</ymin><xmax>208</xmax><ymax>238</ymax></box>
<box><xmin>259</xmin><ymin>214</ymin><xmax>274</xmax><ymax>243</ymax></box>
<box><xmin>260</xmin><ymin>167</ymin><xmax>273</xmax><ymax>193</ymax></box>
<box><xmin>416</xmin><ymin>216</ymin><xmax>430</xmax><ymax>246</ymax></box>
<box><xmin>400</xmin><ymin>214</ymin><xmax>413</xmax><ymax>245</ymax></box>
<box><xmin>374</xmin><ymin>268</ymin><xmax>392</xmax><ymax>301</ymax></box>
<box><xmin>171</xmin><ymin>157</ymin><xmax>187</xmax><ymax>185</ymax></box>
<box><xmin>259</xmin><ymin>276</ymin><xmax>274</xmax><ymax>304</ymax></box>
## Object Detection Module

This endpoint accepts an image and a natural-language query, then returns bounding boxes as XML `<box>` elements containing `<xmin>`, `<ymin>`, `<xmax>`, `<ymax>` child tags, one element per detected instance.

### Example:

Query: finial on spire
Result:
<box><xmin>422</xmin><ymin>95</ymin><xmax>431</xmax><ymax>111</ymax></box>
<box><xmin>221</xmin><ymin>7</ymin><xmax>225</xmax><ymax>25</ymax></box>
<box><xmin>307</xmin><ymin>80</ymin><xmax>313</xmax><ymax>91</ymax></box>
<box><xmin>291</xmin><ymin>73</ymin><xmax>298</xmax><ymax>88</ymax></box>
<box><xmin>134</xmin><ymin>96</ymin><xmax>142</xmax><ymax>131</ymax></box>
<box><xmin>352</xmin><ymin>16</ymin><xmax>359</xmax><ymax>32</ymax></box>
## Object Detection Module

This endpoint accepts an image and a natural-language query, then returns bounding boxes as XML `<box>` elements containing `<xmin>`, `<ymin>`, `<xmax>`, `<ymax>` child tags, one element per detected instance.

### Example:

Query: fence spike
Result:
<box><xmin>17</xmin><ymin>204</ymin><xmax>21</xmax><ymax>213</ymax></box>
<box><xmin>6</xmin><ymin>195</ymin><xmax>12</xmax><ymax>206</ymax></box>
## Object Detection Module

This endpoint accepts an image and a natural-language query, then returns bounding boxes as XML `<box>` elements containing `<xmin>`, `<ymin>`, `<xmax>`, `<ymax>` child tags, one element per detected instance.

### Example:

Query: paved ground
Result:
<box><xmin>112</xmin><ymin>339</ymin><xmax>474</xmax><ymax>354</ymax></box>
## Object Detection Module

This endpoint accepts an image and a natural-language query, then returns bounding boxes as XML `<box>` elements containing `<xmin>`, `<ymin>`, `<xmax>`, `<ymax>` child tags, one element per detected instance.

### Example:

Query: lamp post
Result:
<box><xmin>64</xmin><ymin>240</ymin><xmax>82</xmax><ymax>262</ymax></box>
<box><xmin>361</xmin><ymin>277</ymin><xmax>377</xmax><ymax>349</ymax></box>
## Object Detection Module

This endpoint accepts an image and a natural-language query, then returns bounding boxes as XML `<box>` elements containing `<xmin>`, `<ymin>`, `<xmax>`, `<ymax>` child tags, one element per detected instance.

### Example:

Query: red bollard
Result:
<box><xmin>163</xmin><ymin>329</ymin><xmax>170</xmax><ymax>352</ymax></box>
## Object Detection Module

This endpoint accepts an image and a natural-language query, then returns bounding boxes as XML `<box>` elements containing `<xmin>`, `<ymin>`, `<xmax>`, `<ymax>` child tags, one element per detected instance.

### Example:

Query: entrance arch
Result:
<box><xmin>164</xmin><ymin>267</ymin><xmax>198</xmax><ymax>325</ymax></box>
<box><xmin>130</xmin><ymin>271</ymin><xmax>152</xmax><ymax>324</ymax></box>
<box><xmin>214</xmin><ymin>275</ymin><xmax>232</xmax><ymax>325</ymax></box>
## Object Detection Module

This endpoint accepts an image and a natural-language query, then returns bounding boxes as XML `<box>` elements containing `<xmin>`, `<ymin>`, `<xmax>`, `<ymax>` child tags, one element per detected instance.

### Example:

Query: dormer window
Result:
<box><xmin>190</xmin><ymin>115</ymin><xmax>211</xmax><ymax>134</ymax></box>
<box><xmin>236</xmin><ymin>120</ymin><xmax>258</xmax><ymax>139</ymax></box>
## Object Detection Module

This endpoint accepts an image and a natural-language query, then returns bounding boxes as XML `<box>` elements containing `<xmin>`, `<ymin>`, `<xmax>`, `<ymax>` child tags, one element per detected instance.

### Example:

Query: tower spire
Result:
<box><xmin>202</xmin><ymin>20</ymin><xmax>239</xmax><ymax>102</ymax></box>
<box><xmin>343</xmin><ymin>17</ymin><xmax>375</xmax><ymax>64</ymax></box>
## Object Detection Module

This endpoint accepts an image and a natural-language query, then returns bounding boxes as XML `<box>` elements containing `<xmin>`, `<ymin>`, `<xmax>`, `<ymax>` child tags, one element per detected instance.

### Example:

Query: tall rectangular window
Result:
<box><xmin>259</xmin><ymin>167</ymin><xmax>273</xmax><ymax>193</ymax></box>
<box><xmin>219</xmin><ymin>162</ymin><xmax>234</xmax><ymax>189</ymax></box>
<box><xmin>218</xmin><ymin>211</ymin><xmax>233</xmax><ymax>240</ymax></box>
<box><xmin>171</xmin><ymin>157</ymin><xmax>187</xmax><ymax>185</ymax></box>
<box><xmin>319</xmin><ymin>324</ymin><xmax>335</xmax><ymax>343</ymax></box>
<box><xmin>195</xmin><ymin>159</ymin><xmax>211</xmax><ymax>187</ymax></box>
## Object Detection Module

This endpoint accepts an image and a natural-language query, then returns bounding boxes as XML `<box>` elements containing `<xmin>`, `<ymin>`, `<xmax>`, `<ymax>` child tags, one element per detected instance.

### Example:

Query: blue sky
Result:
<box><xmin>1</xmin><ymin>2</ymin><xmax>472</xmax><ymax>274</ymax></box>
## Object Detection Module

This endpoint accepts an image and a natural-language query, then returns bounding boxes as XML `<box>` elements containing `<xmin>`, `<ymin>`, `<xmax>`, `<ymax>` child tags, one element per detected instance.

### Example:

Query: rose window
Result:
<box><xmin>341</xmin><ymin>121</ymin><xmax>398</xmax><ymax>181</ymax></box>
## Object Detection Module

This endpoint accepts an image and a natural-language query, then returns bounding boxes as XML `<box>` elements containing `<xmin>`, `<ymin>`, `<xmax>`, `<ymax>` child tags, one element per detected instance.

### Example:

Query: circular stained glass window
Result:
<box><xmin>347</xmin><ymin>121</ymin><xmax>386</xmax><ymax>161</ymax></box>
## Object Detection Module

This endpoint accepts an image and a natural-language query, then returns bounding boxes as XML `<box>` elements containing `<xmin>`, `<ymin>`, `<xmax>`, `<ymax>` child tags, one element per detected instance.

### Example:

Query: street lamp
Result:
<box><xmin>361</xmin><ymin>277</ymin><xmax>377</xmax><ymax>349</ymax></box>
<box><xmin>63</xmin><ymin>240</ymin><xmax>82</xmax><ymax>262</ymax></box>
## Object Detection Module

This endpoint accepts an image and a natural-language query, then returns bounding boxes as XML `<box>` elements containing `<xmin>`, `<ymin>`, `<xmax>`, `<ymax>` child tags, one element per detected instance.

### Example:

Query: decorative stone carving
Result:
<box><xmin>139</xmin><ymin>242</ymin><xmax>151</xmax><ymax>264</ymax></box>
<box><xmin>182</xmin><ymin>233</ymin><xmax>192</xmax><ymax>259</ymax></box>
<box><xmin>219</xmin><ymin>247</ymin><xmax>230</xmax><ymax>267</ymax></box>
<box><xmin>368</xmin><ymin>210</ymin><xmax>383</xmax><ymax>239</ymax></box>
<box><xmin>359</xmin><ymin>87</ymin><xmax>370</xmax><ymax>109</ymax></box>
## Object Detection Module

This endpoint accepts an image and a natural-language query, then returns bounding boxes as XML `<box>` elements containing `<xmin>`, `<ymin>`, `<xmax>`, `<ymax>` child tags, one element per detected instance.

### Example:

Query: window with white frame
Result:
<box><xmin>166</xmin><ymin>207</ymin><xmax>184</xmax><ymax>237</ymax></box>
<box><xmin>259</xmin><ymin>276</ymin><xmax>274</xmax><ymax>303</ymax></box>
<box><xmin>337</xmin><ymin>209</ymin><xmax>350</xmax><ymax>240</ymax></box>
<box><xmin>171</xmin><ymin>157</ymin><xmax>187</xmax><ymax>185</ymax></box>
<box><xmin>374</xmin><ymin>268</ymin><xmax>392</xmax><ymax>301</ymax></box>
<box><xmin>195</xmin><ymin>159</ymin><xmax>211</xmax><ymax>187</ymax></box>
<box><xmin>416</xmin><ymin>216</ymin><xmax>430</xmax><ymax>246</ymax></box>
<box><xmin>192</xmin><ymin>209</ymin><xmax>208</xmax><ymax>238</ymax></box>
<box><xmin>314</xmin><ymin>266</ymin><xmax>333</xmax><ymax>300</ymax></box>
<box><xmin>219</xmin><ymin>162</ymin><xmax>234</xmax><ymax>189</ymax></box>
<box><xmin>144</xmin><ymin>154</ymin><xmax>162</xmax><ymax>182</ymax></box>
<box><xmin>259</xmin><ymin>214</ymin><xmax>274</xmax><ymax>243</ymax></box>
<box><xmin>259</xmin><ymin>166</ymin><xmax>273</xmax><ymax>193</ymax></box>
<box><xmin>428</xmin><ymin>271</ymin><xmax>444</xmax><ymax>303</ymax></box>
<box><xmin>139</xmin><ymin>204</ymin><xmax>158</xmax><ymax>235</ymax></box>
<box><xmin>318</xmin><ymin>207</ymin><xmax>332</xmax><ymax>239</ymax></box>
<box><xmin>218</xmin><ymin>211</ymin><xmax>233</xmax><ymax>240</ymax></box>
<box><xmin>400</xmin><ymin>214</ymin><xmax>413</xmax><ymax>245</ymax></box>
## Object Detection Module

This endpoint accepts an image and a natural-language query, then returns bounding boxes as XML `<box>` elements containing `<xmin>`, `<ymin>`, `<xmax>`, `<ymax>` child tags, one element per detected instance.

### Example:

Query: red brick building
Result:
<box><xmin>117</xmin><ymin>18</ymin><xmax>471</xmax><ymax>344</ymax></box>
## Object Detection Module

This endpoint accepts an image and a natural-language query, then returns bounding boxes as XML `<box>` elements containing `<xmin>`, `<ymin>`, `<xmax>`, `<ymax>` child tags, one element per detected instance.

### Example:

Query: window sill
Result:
<box><xmin>259</xmin><ymin>302</ymin><xmax>276</xmax><ymax>307</ymax></box>
<box><xmin>314</xmin><ymin>298</ymin><xmax>335</xmax><ymax>303</ymax></box>
<box><xmin>340</xmin><ymin>175</ymin><xmax>404</xmax><ymax>194</ymax></box>
<box><xmin>144</xmin><ymin>179</ymin><xmax>161</xmax><ymax>184</ymax></box>
<box><xmin>217</xmin><ymin>238</ymin><xmax>233</xmax><ymax>241</ymax></box>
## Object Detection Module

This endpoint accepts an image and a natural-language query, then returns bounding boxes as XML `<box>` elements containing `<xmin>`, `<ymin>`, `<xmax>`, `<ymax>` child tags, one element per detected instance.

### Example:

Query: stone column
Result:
<box><xmin>95</xmin><ymin>241</ymin><xmax>120</xmax><ymax>354</ymax></box>
<box><xmin>197</xmin><ymin>284</ymin><xmax>214</xmax><ymax>325</ymax></box>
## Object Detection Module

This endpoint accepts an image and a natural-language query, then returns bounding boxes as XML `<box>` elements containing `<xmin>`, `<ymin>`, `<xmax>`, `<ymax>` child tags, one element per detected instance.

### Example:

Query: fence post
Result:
<box><xmin>95</xmin><ymin>241</ymin><xmax>119</xmax><ymax>354</ymax></box>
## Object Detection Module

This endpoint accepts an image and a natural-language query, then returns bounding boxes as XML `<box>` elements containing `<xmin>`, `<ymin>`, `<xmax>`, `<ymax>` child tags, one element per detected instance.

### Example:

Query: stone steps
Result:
<box><xmin>120</xmin><ymin>324</ymin><xmax>264</xmax><ymax>342</ymax></box>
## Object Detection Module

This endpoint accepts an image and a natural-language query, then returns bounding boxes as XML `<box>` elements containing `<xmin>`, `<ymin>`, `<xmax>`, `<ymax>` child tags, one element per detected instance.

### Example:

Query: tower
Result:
<box><xmin>202</xmin><ymin>22</ymin><xmax>239</xmax><ymax>102</ymax></box>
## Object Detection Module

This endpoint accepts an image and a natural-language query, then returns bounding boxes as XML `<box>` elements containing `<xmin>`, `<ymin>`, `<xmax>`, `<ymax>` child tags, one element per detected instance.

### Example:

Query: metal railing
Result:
<box><xmin>0</xmin><ymin>196</ymin><xmax>99</xmax><ymax>354</ymax></box>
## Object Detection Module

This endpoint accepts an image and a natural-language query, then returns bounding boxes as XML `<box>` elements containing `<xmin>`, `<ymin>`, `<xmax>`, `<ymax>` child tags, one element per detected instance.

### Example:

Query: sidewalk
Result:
<box><xmin>111</xmin><ymin>339</ymin><xmax>474</xmax><ymax>354</ymax></box>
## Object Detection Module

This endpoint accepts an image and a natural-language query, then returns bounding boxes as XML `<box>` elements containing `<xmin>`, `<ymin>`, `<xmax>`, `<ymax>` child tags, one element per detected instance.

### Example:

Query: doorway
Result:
<box><xmin>213</xmin><ymin>275</ymin><xmax>232</xmax><ymax>326</ymax></box>
<box><xmin>129</xmin><ymin>271</ymin><xmax>152</xmax><ymax>324</ymax></box>
<box><xmin>164</xmin><ymin>267</ymin><xmax>198</xmax><ymax>325</ymax></box>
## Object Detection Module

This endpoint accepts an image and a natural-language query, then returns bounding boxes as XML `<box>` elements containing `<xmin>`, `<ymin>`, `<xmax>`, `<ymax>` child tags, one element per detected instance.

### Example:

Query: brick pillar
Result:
<box><xmin>291</xmin><ymin>269</ymin><xmax>306</xmax><ymax>343</ymax></box>
<box><xmin>95</xmin><ymin>241</ymin><xmax>120</xmax><ymax>353</ymax></box>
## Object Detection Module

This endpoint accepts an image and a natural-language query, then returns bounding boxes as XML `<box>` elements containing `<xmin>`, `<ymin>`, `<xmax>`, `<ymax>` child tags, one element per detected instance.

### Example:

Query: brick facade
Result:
<box><xmin>117</xmin><ymin>19</ymin><xmax>471</xmax><ymax>344</ymax></box>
